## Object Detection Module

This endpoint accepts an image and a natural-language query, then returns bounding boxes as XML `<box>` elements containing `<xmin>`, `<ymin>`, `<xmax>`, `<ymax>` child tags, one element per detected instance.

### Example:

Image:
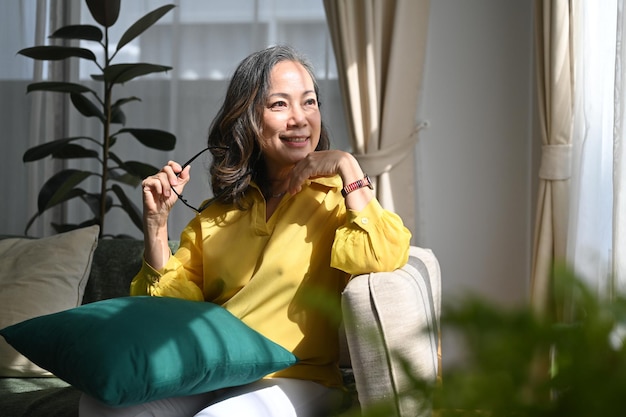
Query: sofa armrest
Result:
<box><xmin>341</xmin><ymin>246</ymin><xmax>441</xmax><ymax>417</ymax></box>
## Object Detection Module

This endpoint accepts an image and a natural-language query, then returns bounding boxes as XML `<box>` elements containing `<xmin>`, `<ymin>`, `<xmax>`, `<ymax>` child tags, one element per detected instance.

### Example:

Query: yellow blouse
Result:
<box><xmin>130</xmin><ymin>175</ymin><xmax>411</xmax><ymax>388</ymax></box>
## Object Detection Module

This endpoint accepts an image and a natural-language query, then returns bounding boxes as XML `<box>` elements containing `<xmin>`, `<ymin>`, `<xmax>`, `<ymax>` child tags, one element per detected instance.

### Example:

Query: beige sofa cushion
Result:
<box><xmin>341</xmin><ymin>246</ymin><xmax>441</xmax><ymax>417</ymax></box>
<box><xmin>0</xmin><ymin>226</ymin><xmax>99</xmax><ymax>376</ymax></box>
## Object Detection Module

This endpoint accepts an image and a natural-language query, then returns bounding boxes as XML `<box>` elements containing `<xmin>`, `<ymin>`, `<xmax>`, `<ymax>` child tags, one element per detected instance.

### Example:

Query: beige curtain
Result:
<box><xmin>530</xmin><ymin>0</ymin><xmax>575</xmax><ymax>315</ymax></box>
<box><xmin>323</xmin><ymin>0</ymin><xmax>430</xmax><ymax>236</ymax></box>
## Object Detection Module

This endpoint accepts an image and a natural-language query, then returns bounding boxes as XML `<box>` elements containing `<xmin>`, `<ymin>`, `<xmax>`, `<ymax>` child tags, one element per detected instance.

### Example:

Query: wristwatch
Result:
<box><xmin>341</xmin><ymin>174</ymin><xmax>374</xmax><ymax>197</ymax></box>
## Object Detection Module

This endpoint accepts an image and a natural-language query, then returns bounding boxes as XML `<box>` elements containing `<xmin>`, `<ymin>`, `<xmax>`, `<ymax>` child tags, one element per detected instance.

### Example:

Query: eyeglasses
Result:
<box><xmin>171</xmin><ymin>146</ymin><xmax>229</xmax><ymax>213</ymax></box>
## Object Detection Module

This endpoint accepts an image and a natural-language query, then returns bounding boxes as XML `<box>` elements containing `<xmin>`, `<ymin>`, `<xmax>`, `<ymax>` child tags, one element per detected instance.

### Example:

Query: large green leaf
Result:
<box><xmin>49</xmin><ymin>25</ymin><xmax>103</xmax><ymax>42</ymax></box>
<box><xmin>27</xmin><ymin>81</ymin><xmax>97</xmax><ymax>96</ymax></box>
<box><xmin>100</xmin><ymin>63</ymin><xmax>172</xmax><ymax>84</ymax></box>
<box><xmin>37</xmin><ymin>169</ymin><xmax>92</xmax><ymax>213</ymax></box>
<box><xmin>116</xmin><ymin>4</ymin><xmax>175</xmax><ymax>52</ymax></box>
<box><xmin>23</xmin><ymin>137</ymin><xmax>93</xmax><ymax>162</ymax></box>
<box><xmin>70</xmin><ymin>93</ymin><xmax>105</xmax><ymax>122</ymax></box>
<box><xmin>117</xmin><ymin>128</ymin><xmax>176</xmax><ymax>150</ymax></box>
<box><xmin>112</xmin><ymin>184</ymin><xmax>143</xmax><ymax>231</ymax></box>
<box><xmin>52</xmin><ymin>144</ymin><xmax>100</xmax><ymax>159</ymax></box>
<box><xmin>86</xmin><ymin>0</ymin><xmax>121</xmax><ymax>28</ymax></box>
<box><xmin>18</xmin><ymin>46</ymin><xmax>97</xmax><ymax>62</ymax></box>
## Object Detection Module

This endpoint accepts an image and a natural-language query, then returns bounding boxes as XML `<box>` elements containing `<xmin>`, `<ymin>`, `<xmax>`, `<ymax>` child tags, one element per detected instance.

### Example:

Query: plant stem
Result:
<box><xmin>99</xmin><ymin>25</ymin><xmax>111</xmax><ymax>237</ymax></box>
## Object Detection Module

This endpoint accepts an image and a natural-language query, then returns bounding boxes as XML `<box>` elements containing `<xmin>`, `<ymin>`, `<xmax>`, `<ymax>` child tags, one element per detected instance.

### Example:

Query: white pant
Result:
<box><xmin>79</xmin><ymin>378</ymin><xmax>346</xmax><ymax>417</ymax></box>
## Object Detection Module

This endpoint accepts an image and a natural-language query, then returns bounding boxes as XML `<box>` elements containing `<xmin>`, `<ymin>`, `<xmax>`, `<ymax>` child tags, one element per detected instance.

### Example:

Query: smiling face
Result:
<box><xmin>260</xmin><ymin>60</ymin><xmax>321</xmax><ymax>178</ymax></box>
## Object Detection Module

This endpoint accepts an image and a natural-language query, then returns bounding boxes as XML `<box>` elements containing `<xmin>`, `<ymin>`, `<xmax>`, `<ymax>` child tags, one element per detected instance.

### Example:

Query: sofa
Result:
<box><xmin>0</xmin><ymin>226</ymin><xmax>441</xmax><ymax>417</ymax></box>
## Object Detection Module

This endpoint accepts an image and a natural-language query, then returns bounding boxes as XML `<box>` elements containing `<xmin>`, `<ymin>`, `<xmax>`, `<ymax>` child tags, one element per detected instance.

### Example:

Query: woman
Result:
<box><xmin>80</xmin><ymin>45</ymin><xmax>411</xmax><ymax>417</ymax></box>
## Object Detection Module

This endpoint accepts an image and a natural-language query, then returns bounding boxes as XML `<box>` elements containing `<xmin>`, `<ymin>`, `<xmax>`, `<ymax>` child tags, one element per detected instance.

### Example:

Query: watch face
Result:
<box><xmin>365</xmin><ymin>175</ymin><xmax>374</xmax><ymax>189</ymax></box>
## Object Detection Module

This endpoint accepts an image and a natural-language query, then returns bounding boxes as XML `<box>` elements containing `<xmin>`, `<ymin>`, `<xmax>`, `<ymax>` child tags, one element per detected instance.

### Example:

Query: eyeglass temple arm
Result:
<box><xmin>177</xmin><ymin>146</ymin><xmax>229</xmax><ymax>176</ymax></box>
<box><xmin>170</xmin><ymin>146</ymin><xmax>229</xmax><ymax>213</ymax></box>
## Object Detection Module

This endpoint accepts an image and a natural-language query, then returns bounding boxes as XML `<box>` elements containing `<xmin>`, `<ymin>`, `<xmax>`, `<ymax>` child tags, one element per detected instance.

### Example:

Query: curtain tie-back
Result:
<box><xmin>539</xmin><ymin>144</ymin><xmax>572</xmax><ymax>180</ymax></box>
<box><xmin>354</xmin><ymin>121</ymin><xmax>429</xmax><ymax>177</ymax></box>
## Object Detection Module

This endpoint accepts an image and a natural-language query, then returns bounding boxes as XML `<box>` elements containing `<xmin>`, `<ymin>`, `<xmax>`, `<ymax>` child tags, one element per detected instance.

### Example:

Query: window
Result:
<box><xmin>78</xmin><ymin>0</ymin><xmax>337</xmax><ymax>81</ymax></box>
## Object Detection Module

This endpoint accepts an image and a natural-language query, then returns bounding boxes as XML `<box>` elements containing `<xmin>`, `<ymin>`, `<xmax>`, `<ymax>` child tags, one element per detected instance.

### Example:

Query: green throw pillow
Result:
<box><xmin>0</xmin><ymin>296</ymin><xmax>297</xmax><ymax>407</ymax></box>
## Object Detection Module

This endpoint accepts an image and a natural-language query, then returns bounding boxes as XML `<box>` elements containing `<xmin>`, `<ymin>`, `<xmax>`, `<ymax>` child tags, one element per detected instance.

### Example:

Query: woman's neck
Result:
<box><xmin>263</xmin><ymin>163</ymin><xmax>292</xmax><ymax>198</ymax></box>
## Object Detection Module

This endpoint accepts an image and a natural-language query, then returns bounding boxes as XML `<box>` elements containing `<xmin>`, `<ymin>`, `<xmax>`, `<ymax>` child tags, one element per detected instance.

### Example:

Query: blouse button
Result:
<box><xmin>361</xmin><ymin>217</ymin><xmax>369</xmax><ymax>225</ymax></box>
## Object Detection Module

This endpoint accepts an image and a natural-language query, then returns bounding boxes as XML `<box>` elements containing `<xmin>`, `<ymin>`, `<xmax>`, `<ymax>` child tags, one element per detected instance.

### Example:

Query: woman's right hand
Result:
<box><xmin>141</xmin><ymin>161</ymin><xmax>191</xmax><ymax>229</ymax></box>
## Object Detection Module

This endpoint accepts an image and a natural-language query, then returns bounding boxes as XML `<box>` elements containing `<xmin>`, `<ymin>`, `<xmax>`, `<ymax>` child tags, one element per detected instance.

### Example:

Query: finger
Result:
<box><xmin>288</xmin><ymin>158</ymin><xmax>317</xmax><ymax>194</ymax></box>
<box><xmin>177</xmin><ymin>165</ymin><xmax>191</xmax><ymax>182</ymax></box>
<box><xmin>142</xmin><ymin>175</ymin><xmax>165</xmax><ymax>198</ymax></box>
<box><xmin>164</xmin><ymin>162</ymin><xmax>181</xmax><ymax>186</ymax></box>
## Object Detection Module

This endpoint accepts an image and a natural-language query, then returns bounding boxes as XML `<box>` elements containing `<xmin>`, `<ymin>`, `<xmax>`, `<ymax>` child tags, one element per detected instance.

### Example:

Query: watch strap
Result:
<box><xmin>341</xmin><ymin>174</ymin><xmax>373</xmax><ymax>197</ymax></box>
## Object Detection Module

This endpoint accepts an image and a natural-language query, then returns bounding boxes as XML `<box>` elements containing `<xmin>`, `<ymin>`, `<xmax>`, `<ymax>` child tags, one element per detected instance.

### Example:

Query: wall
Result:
<box><xmin>416</xmin><ymin>0</ymin><xmax>535</xmax><ymax>364</ymax></box>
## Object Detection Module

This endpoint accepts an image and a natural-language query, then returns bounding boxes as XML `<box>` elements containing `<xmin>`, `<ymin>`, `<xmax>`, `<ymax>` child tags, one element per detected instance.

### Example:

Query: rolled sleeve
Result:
<box><xmin>130</xmin><ymin>255</ymin><xmax>204</xmax><ymax>301</ymax></box>
<box><xmin>331</xmin><ymin>199</ymin><xmax>411</xmax><ymax>275</ymax></box>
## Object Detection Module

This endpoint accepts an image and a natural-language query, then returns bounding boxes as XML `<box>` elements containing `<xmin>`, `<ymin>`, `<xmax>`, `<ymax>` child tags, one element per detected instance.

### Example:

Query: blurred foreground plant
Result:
<box><xmin>435</xmin><ymin>265</ymin><xmax>626</xmax><ymax>417</ymax></box>
<box><xmin>346</xmin><ymin>265</ymin><xmax>626</xmax><ymax>417</ymax></box>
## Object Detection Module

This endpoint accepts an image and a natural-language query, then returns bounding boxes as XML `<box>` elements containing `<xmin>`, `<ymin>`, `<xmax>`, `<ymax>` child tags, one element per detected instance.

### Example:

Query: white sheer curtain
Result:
<box><xmin>0</xmin><ymin>1</ymin><xmax>38</xmax><ymax>236</ymax></box>
<box><xmin>1</xmin><ymin>0</ymin><xmax>346</xmax><ymax>238</ymax></box>
<box><xmin>568</xmin><ymin>0</ymin><xmax>626</xmax><ymax>296</ymax></box>
<box><xmin>0</xmin><ymin>0</ymin><xmax>75</xmax><ymax>237</ymax></box>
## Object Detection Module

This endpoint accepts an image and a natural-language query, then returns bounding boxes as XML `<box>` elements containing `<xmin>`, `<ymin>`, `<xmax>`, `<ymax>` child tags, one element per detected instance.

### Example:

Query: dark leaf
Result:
<box><xmin>117</xmin><ymin>128</ymin><xmax>176</xmax><ymax>150</ymax></box>
<box><xmin>27</xmin><ymin>81</ymin><xmax>97</xmax><ymax>96</ymax></box>
<box><xmin>112</xmin><ymin>184</ymin><xmax>143</xmax><ymax>231</ymax></box>
<box><xmin>110</xmin><ymin>97</ymin><xmax>141</xmax><ymax>124</ymax></box>
<box><xmin>70</xmin><ymin>93</ymin><xmax>105</xmax><ymax>122</ymax></box>
<box><xmin>86</xmin><ymin>0</ymin><xmax>121</xmax><ymax>27</ymax></box>
<box><xmin>122</xmin><ymin>161</ymin><xmax>159</xmax><ymax>178</ymax></box>
<box><xmin>37</xmin><ymin>187</ymin><xmax>86</xmax><ymax>218</ymax></box>
<box><xmin>113</xmin><ymin>96</ymin><xmax>141</xmax><ymax>107</ymax></box>
<box><xmin>49</xmin><ymin>25</ymin><xmax>103</xmax><ymax>42</ymax></box>
<box><xmin>37</xmin><ymin>169</ymin><xmax>92</xmax><ymax>213</ymax></box>
<box><xmin>106</xmin><ymin>153</ymin><xmax>142</xmax><ymax>186</ymax></box>
<box><xmin>23</xmin><ymin>137</ymin><xmax>93</xmax><ymax>162</ymax></box>
<box><xmin>52</xmin><ymin>144</ymin><xmax>100</xmax><ymax>159</ymax></box>
<box><xmin>52</xmin><ymin>219</ymin><xmax>100</xmax><ymax>234</ymax></box>
<box><xmin>108</xmin><ymin>155</ymin><xmax>159</xmax><ymax>182</ymax></box>
<box><xmin>18</xmin><ymin>46</ymin><xmax>97</xmax><ymax>62</ymax></box>
<box><xmin>81</xmin><ymin>192</ymin><xmax>112</xmax><ymax>216</ymax></box>
<box><xmin>116</xmin><ymin>4</ymin><xmax>175</xmax><ymax>52</ymax></box>
<box><xmin>107</xmin><ymin>151</ymin><xmax>124</xmax><ymax>167</ymax></box>
<box><xmin>102</xmin><ymin>63</ymin><xmax>172</xmax><ymax>84</ymax></box>
<box><xmin>107</xmin><ymin>168</ymin><xmax>142</xmax><ymax>187</ymax></box>
<box><xmin>110</xmin><ymin>107</ymin><xmax>126</xmax><ymax>125</ymax></box>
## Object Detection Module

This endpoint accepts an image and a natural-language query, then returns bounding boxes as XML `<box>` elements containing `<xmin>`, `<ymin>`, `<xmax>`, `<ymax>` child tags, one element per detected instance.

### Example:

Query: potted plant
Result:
<box><xmin>19</xmin><ymin>0</ymin><xmax>176</xmax><ymax>237</ymax></box>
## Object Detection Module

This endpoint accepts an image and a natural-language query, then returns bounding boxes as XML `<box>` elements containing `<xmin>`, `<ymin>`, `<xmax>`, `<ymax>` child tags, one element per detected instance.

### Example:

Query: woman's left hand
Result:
<box><xmin>288</xmin><ymin>150</ymin><xmax>373</xmax><ymax>210</ymax></box>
